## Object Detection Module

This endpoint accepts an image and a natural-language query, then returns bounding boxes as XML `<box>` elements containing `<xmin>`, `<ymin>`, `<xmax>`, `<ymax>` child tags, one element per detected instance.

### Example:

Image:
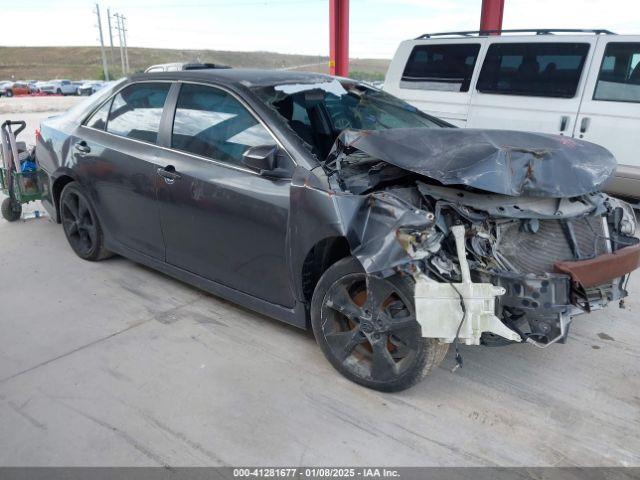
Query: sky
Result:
<box><xmin>1</xmin><ymin>0</ymin><xmax>639</xmax><ymax>58</ymax></box>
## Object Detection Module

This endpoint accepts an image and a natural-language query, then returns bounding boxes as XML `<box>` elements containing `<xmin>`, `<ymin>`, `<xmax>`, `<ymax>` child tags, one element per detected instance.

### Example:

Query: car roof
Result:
<box><xmin>130</xmin><ymin>68</ymin><xmax>340</xmax><ymax>88</ymax></box>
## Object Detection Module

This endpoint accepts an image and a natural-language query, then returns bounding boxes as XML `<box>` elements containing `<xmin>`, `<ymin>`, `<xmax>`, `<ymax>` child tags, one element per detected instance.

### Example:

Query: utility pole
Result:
<box><xmin>115</xmin><ymin>13</ymin><xmax>126</xmax><ymax>75</ymax></box>
<box><xmin>121</xmin><ymin>15</ymin><xmax>130</xmax><ymax>74</ymax></box>
<box><xmin>94</xmin><ymin>3</ymin><xmax>110</xmax><ymax>81</ymax></box>
<box><xmin>107</xmin><ymin>8</ymin><xmax>115</xmax><ymax>65</ymax></box>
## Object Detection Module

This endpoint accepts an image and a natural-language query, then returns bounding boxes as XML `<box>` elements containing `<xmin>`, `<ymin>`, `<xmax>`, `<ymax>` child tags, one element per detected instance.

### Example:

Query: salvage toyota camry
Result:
<box><xmin>36</xmin><ymin>70</ymin><xmax>639</xmax><ymax>391</ymax></box>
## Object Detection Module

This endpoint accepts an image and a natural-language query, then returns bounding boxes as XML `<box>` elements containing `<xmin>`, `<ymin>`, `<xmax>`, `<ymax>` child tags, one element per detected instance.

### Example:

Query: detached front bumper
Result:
<box><xmin>478</xmin><ymin>244</ymin><xmax>640</xmax><ymax>345</ymax></box>
<box><xmin>554</xmin><ymin>244</ymin><xmax>640</xmax><ymax>289</ymax></box>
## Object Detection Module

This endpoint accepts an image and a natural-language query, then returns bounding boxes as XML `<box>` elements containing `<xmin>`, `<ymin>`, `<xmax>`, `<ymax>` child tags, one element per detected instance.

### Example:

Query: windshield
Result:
<box><xmin>252</xmin><ymin>79</ymin><xmax>444</xmax><ymax>159</ymax></box>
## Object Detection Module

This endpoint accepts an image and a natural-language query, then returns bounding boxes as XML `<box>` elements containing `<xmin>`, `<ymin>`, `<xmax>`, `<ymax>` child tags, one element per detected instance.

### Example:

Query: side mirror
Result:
<box><xmin>242</xmin><ymin>145</ymin><xmax>279</xmax><ymax>174</ymax></box>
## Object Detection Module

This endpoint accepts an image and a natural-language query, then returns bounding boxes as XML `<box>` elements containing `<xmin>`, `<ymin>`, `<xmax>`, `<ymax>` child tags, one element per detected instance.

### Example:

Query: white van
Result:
<box><xmin>384</xmin><ymin>29</ymin><xmax>640</xmax><ymax>199</ymax></box>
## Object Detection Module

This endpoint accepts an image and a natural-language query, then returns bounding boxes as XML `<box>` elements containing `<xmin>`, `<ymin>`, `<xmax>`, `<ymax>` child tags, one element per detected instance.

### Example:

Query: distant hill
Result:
<box><xmin>0</xmin><ymin>46</ymin><xmax>390</xmax><ymax>82</ymax></box>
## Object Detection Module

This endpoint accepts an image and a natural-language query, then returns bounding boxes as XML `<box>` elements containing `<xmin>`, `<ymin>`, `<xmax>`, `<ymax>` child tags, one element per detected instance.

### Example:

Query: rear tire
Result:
<box><xmin>311</xmin><ymin>257</ymin><xmax>448</xmax><ymax>392</ymax></box>
<box><xmin>1</xmin><ymin>197</ymin><xmax>21</xmax><ymax>221</ymax></box>
<box><xmin>5</xmin><ymin>90</ymin><xmax>13</xmax><ymax>98</ymax></box>
<box><xmin>60</xmin><ymin>182</ymin><xmax>111</xmax><ymax>261</ymax></box>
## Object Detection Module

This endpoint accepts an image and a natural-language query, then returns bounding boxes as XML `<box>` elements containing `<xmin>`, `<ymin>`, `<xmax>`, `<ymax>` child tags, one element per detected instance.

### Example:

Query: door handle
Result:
<box><xmin>559</xmin><ymin>115</ymin><xmax>569</xmax><ymax>134</ymax></box>
<box><xmin>74</xmin><ymin>141</ymin><xmax>91</xmax><ymax>153</ymax></box>
<box><xmin>157</xmin><ymin>166</ymin><xmax>181</xmax><ymax>184</ymax></box>
<box><xmin>579</xmin><ymin>117</ymin><xmax>590</xmax><ymax>136</ymax></box>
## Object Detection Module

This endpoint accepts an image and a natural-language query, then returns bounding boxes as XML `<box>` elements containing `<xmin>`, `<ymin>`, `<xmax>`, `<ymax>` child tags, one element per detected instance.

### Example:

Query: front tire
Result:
<box><xmin>311</xmin><ymin>257</ymin><xmax>448</xmax><ymax>392</ymax></box>
<box><xmin>5</xmin><ymin>90</ymin><xmax>13</xmax><ymax>97</ymax></box>
<box><xmin>60</xmin><ymin>182</ymin><xmax>111</xmax><ymax>261</ymax></box>
<box><xmin>1</xmin><ymin>197</ymin><xmax>21</xmax><ymax>221</ymax></box>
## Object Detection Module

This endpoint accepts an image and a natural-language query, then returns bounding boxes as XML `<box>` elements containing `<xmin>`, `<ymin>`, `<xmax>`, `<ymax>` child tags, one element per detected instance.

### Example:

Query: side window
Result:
<box><xmin>107</xmin><ymin>83</ymin><xmax>170</xmax><ymax>143</ymax></box>
<box><xmin>172</xmin><ymin>83</ymin><xmax>275</xmax><ymax>166</ymax></box>
<box><xmin>594</xmin><ymin>42</ymin><xmax>640</xmax><ymax>103</ymax></box>
<box><xmin>401</xmin><ymin>44</ymin><xmax>480</xmax><ymax>92</ymax></box>
<box><xmin>85</xmin><ymin>99</ymin><xmax>112</xmax><ymax>130</ymax></box>
<box><xmin>477</xmin><ymin>42</ymin><xmax>590</xmax><ymax>98</ymax></box>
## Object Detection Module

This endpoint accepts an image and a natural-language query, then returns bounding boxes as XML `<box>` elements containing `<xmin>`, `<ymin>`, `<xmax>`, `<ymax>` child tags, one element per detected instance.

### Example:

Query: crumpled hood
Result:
<box><xmin>329</xmin><ymin>128</ymin><xmax>617</xmax><ymax>197</ymax></box>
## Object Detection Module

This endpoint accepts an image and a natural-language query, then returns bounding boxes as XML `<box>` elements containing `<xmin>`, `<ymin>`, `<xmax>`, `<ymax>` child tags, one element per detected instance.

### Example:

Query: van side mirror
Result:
<box><xmin>242</xmin><ymin>145</ymin><xmax>291</xmax><ymax>178</ymax></box>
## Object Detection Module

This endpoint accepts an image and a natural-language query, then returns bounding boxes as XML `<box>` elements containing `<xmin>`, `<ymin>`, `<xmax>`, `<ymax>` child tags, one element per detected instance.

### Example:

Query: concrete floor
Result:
<box><xmin>0</xmin><ymin>102</ymin><xmax>639</xmax><ymax>467</ymax></box>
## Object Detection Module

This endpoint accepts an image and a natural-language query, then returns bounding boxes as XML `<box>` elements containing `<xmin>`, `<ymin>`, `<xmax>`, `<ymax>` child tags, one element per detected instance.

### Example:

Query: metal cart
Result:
<box><xmin>0</xmin><ymin>120</ymin><xmax>44</xmax><ymax>221</ymax></box>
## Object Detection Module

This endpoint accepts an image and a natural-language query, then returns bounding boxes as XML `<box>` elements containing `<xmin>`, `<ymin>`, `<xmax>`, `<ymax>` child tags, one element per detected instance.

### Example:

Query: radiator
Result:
<box><xmin>496</xmin><ymin>216</ymin><xmax>608</xmax><ymax>274</ymax></box>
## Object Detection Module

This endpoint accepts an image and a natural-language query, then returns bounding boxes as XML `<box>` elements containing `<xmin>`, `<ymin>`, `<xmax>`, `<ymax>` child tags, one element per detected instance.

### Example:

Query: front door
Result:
<box><xmin>574</xmin><ymin>37</ymin><xmax>640</xmax><ymax>197</ymax></box>
<box><xmin>156</xmin><ymin>82</ymin><xmax>295</xmax><ymax>307</ymax></box>
<box><xmin>76</xmin><ymin>82</ymin><xmax>171</xmax><ymax>258</ymax></box>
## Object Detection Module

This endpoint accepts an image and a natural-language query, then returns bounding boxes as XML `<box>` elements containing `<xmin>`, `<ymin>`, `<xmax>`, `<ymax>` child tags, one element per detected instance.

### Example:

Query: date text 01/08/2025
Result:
<box><xmin>232</xmin><ymin>468</ymin><xmax>400</xmax><ymax>478</ymax></box>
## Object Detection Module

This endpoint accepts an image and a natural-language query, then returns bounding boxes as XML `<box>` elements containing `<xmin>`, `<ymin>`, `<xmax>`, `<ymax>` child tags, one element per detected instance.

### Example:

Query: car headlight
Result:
<box><xmin>618</xmin><ymin>200</ymin><xmax>637</xmax><ymax>236</ymax></box>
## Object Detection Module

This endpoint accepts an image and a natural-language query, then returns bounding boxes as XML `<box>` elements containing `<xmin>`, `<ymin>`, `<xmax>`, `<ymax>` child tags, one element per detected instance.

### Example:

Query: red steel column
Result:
<box><xmin>329</xmin><ymin>0</ymin><xmax>349</xmax><ymax>76</ymax></box>
<box><xmin>480</xmin><ymin>0</ymin><xmax>504</xmax><ymax>34</ymax></box>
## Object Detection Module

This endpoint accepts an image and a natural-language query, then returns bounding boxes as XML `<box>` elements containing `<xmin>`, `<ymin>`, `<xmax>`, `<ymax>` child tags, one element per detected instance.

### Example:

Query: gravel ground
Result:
<box><xmin>0</xmin><ymin>95</ymin><xmax>82</xmax><ymax>116</ymax></box>
<box><xmin>0</xmin><ymin>97</ymin><xmax>638</xmax><ymax>468</ymax></box>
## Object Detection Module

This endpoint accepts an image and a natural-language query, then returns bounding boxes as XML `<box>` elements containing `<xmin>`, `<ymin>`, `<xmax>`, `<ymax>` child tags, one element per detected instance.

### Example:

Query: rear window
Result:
<box><xmin>85</xmin><ymin>99</ymin><xmax>112</xmax><ymax>130</ymax></box>
<box><xmin>401</xmin><ymin>44</ymin><xmax>480</xmax><ymax>92</ymax></box>
<box><xmin>594</xmin><ymin>42</ymin><xmax>640</xmax><ymax>103</ymax></box>
<box><xmin>107</xmin><ymin>83</ymin><xmax>170</xmax><ymax>143</ymax></box>
<box><xmin>477</xmin><ymin>42</ymin><xmax>590</xmax><ymax>98</ymax></box>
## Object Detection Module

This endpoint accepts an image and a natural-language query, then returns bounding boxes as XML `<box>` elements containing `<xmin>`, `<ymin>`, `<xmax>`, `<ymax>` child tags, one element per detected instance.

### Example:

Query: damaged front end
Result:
<box><xmin>320</xmin><ymin>128</ymin><xmax>639</xmax><ymax>348</ymax></box>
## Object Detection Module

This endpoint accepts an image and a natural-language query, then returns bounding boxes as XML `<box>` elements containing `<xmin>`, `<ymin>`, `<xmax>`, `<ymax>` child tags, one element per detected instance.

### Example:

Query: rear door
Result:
<box><xmin>466</xmin><ymin>37</ymin><xmax>598</xmax><ymax>136</ymax></box>
<box><xmin>574</xmin><ymin>37</ymin><xmax>640</xmax><ymax>197</ymax></box>
<box><xmin>77</xmin><ymin>81</ymin><xmax>171</xmax><ymax>258</ymax></box>
<box><xmin>384</xmin><ymin>40</ymin><xmax>482</xmax><ymax>126</ymax></box>
<box><xmin>156</xmin><ymin>82</ymin><xmax>295</xmax><ymax>307</ymax></box>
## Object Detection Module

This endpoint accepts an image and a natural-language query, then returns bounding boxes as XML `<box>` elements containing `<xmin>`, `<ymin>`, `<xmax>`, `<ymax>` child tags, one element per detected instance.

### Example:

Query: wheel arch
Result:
<box><xmin>51</xmin><ymin>171</ymin><xmax>77</xmax><ymax>223</ymax></box>
<box><xmin>300</xmin><ymin>236</ymin><xmax>352</xmax><ymax>307</ymax></box>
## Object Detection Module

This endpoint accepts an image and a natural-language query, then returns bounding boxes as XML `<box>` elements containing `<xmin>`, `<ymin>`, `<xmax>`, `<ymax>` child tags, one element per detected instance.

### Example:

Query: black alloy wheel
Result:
<box><xmin>60</xmin><ymin>182</ymin><xmax>110</xmax><ymax>261</ymax></box>
<box><xmin>311</xmin><ymin>257</ymin><xmax>448</xmax><ymax>392</ymax></box>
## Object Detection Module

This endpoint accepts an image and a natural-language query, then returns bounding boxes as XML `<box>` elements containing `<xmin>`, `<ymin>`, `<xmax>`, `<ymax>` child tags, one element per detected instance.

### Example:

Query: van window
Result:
<box><xmin>477</xmin><ymin>42</ymin><xmax>590</xmax><ymax>98</ymax></box>
<box><xmin>594</xmin><ymin>42</ymin><xmax>640</xmax><ymax>103</ymax></box>
<box><xmin>401</xmin><ymin>44</ymin><xmax>480</xmax><ymax>92</ymax></box>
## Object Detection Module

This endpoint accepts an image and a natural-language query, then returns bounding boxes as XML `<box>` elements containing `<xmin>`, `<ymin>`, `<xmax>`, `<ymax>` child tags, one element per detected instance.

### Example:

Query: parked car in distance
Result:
<box><xmin>36</xmin><ymin>70</ymin><xmax>639</xmax><ymax>392</ymax></box>
<box><xmin>77</xmin><ymin>81</ymin><xmax>106</xmax><ymax>96</ymax></box>
<box><xmin>144</xmin><ymin>62</ymin><xmax>230</xmax><ymax>73</ymax></box>
<box><xmin>72</xmin><ymin>81</ymin><xmax>85</xmax><ymax>94</ymax></box>
<box><xmin>38</xmin><ymin>79</ymin><xmax>77</xmax><ymax>95</ymax></box>
<box><xmin>385</xmin><ymin>29</ymin><xmax>640</xmax><ymax>200</ymax></box>
<box><xmin>36</xmin><ymin>81</ymin><xmax>57</xmax><ymax>95</ymax></box>
<box><xmin>25</xmin><ymin>80</ymin><xmax>38</xmax><ymax>94</ymax></box>
<box><xmin>33</xmin><ymin>80</ymin><xmax>50</xmax><ymax>94</ymax></box>
<box><xmin>0</xmin><ymin>81</ymin><xmax>30</xmax><ymax>97</ymax></box>
<box><xmin>0</xmin><ymin>81</ymin><xmax>13</xmax><ymax>96</ymax></box>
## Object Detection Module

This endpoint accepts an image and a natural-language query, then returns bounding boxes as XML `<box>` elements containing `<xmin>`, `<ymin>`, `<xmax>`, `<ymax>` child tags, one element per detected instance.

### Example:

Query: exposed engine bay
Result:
<box><xmin>319</xmin><ymin>128</ymin><xmax>640</xmax><ymax>349</ymax></box>
<box><xmin>254</xmin><ymin>78</ymin><xmax>639</xmax><ymax>353</ymax></box>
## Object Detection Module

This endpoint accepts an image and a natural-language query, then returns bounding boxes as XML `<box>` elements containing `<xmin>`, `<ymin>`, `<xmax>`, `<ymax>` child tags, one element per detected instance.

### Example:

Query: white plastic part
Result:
<box><xmin>415</xmin><ymin>225</ymin><xmax>522</xmax><ymax>345</ymax></box>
